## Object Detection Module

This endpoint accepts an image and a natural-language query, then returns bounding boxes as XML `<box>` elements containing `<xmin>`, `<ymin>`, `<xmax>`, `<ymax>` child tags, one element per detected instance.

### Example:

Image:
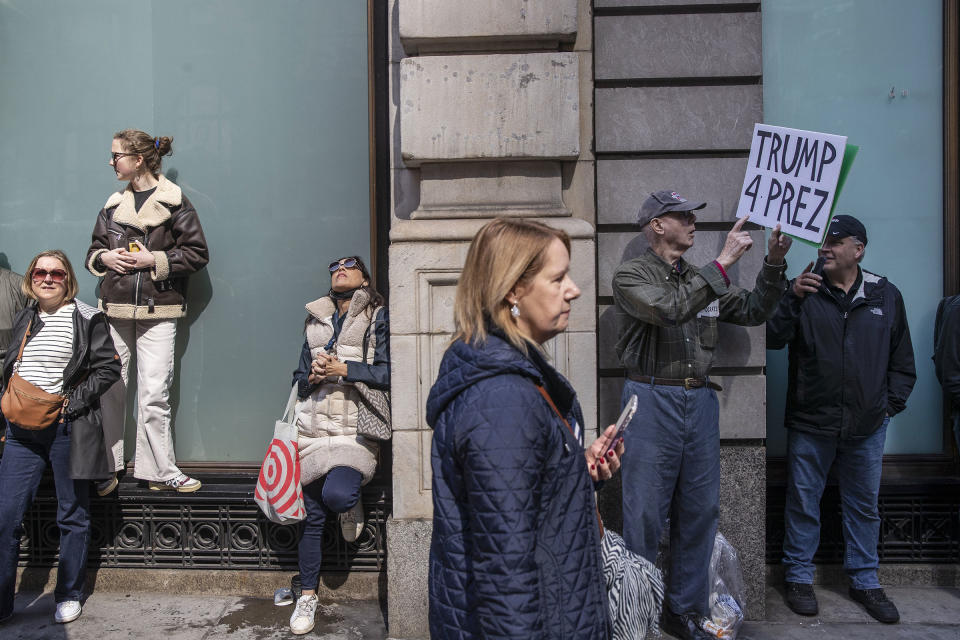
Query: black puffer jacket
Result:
<box><xmin>426</xmin><ymin>332</ymin><xmax>609</xmax><ymax>640</ymax></box>
<box><xmin>1</xmin><ymin>300</ymin><xmax>121</xmax><ymax>478</ymax></box>
<box><xmin>86</xmin><ymin>175</ymin><xmax>209</xmax><ymax>320</ymax></box>
<box><xmin>767</xmin><ymin>269</ymin><xmax>916</xmax><ymax>439</ymax></box>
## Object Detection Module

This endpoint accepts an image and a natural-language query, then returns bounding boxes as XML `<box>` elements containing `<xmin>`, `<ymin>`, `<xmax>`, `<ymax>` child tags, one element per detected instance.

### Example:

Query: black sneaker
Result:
<box><xmin>95</xmin><ymin>474</ymin><xmax>118</xmax><ymax>497</ymax></box>
<box><xmin>849</xmin><ymin>587</ymin><xmax>900</xmax><ymax>624</ymax></box>
<box><xmin>660</xmin><ymin>608</ymin><xmax>712</xmax><ymax>640</ymax></box>
<box><xmin>784</xmin><ymin>581</ymin><xmax>818</xmax><ymax>616</ymax></box>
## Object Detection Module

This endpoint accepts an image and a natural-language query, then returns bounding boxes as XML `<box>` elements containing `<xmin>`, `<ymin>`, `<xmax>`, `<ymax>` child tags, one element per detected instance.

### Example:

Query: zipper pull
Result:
<box><xmin>844</xmin><ymin>312</ymin><xmax>848</xmax><ymax>319</ymax></box>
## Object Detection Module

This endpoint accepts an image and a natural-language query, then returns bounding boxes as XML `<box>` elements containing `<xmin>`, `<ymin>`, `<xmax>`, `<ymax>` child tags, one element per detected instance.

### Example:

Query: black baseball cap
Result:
<box><xmin>637</xmin><ymin>190</ymin><xmax>706</xmax><ymax>227</ymax></box>
<box><xmin>827</xmin><ymin>214</ymin><xmax>868</xmax><ymax>245</ymax></box>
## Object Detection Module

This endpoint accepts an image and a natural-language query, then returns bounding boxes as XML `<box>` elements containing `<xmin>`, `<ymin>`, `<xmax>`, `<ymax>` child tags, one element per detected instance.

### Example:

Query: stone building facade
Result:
<box><xmin>386</xmin><ymin>1</ymin><xmax>768</xmax><ymax>635</ymax></box>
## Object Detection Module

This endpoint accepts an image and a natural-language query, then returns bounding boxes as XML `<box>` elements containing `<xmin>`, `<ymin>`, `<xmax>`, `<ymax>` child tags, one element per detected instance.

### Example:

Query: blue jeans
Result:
<box><xmin>620</xmin><ymin>378</ymin><xmax>720</xmax><ymax>616</ymax></box>
<box><xmin>782</xmin><ymin>419</ymin><xmax>888</xmax><ymax>589</ymax></box>
<box><xmin>0</xmin><ymin>420</ymin><xmax>91</xmax><ymax>619</ymax></box>
<box><xmin>298</xmin><ymin>466</ymin><xmax>363</xmax><ymax>590</ymax></box>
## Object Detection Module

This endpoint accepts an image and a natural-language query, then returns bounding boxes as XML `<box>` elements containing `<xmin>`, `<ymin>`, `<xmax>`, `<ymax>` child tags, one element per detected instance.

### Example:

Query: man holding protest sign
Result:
<box><xmin>767</xmin><ymin>215</ymin><xmax>915</xmax><ymax>624</ymax></box>
<box><xmin>613</xmin><ymin>190</ymin><xmax>792</xmax><ymax>640</ymax></box>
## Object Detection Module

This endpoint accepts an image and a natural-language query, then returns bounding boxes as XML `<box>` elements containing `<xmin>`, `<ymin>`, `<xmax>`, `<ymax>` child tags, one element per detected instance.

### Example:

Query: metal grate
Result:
<box><xmin>16</xmin><ymin>472</ymin><xmax>389</xmax><ymax>571</ymax></box>
<box><xmin>766</xmin><ymin>482</ymin><xmax>960</xmax><ymax>564</ymax></box>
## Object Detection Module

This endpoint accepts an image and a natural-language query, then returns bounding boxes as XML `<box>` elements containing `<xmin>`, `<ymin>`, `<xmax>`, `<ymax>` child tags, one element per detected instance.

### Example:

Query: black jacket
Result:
<box><xmin>933</xmin><ymin>294</ymin><xmax>960</xmax><ymax>407</ymax></box>
<box><xmin>2</xmin><ymin>300</ymin><xmax>121</xmax><ymax>478</ymax></box>
<box><xmin>767</xmin><ymin>269</ymin><xmax>916</xmax><ymax>439</ymax></box>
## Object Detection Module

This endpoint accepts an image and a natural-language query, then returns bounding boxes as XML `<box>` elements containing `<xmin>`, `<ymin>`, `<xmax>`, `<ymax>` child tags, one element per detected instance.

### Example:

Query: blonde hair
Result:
<box><xmin>21</xmin><ymin>249</ymin><xmax>78</xmax><ymax>302</ymax></box>
<box><xmin>453</xmin><ymin>218</ymin><xmax>571</xmax><ymax>354</ymax></box>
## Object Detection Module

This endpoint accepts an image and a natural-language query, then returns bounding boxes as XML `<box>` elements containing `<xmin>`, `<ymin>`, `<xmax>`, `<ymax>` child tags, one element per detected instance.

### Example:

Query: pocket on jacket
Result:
<box><xmin>535</xmin><ymin>545</ymin><xmax>564</xmax><ymax>637</ymax></box>
<box><xmin>107</xmin><ymin>230</ymin><xmax>125</xmax><ymax>250</ymax></box>
<box><xmin>697</xmin><ymin>317</ymin><xmax>718</xmax><ymax>350</ymax></box>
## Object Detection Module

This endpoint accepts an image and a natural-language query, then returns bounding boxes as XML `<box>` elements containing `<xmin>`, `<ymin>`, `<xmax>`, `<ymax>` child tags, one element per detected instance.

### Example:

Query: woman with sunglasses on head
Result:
<box><xmin>287</xmin><ymin>255</ymin><xmax>389</xmax><ymax>635</ymax></box>
<box><xmin>0</xmin><ymin>250</ymin><xmax>120</xmax><ymax>625</ymax></box>
<box><xmin>85</xmin><ymin>130</ymin><xmax>209</xmax><ymax>494</ymax></box>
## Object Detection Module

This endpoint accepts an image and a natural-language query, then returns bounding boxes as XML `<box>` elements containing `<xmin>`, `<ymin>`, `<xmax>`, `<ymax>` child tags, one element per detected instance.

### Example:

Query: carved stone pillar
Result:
<box><xmin>386</xmin><ymin>1</ymin><xmax>595</xmax><ymax>636</ymax></box>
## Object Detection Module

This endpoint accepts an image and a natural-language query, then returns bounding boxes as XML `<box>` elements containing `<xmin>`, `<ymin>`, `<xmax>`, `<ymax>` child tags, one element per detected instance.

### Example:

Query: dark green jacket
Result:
<box><xmin>613</xmin><ymin>248</ymin><xmax>788</xmax><ymax>378</ymax></box>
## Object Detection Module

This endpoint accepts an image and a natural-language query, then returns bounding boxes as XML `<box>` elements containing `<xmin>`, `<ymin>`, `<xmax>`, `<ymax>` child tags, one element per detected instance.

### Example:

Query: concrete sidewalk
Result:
<box><xmin>1</xmin><ymin>585</ymin><xmax>958</xmax><ymax>639</ymax></box>
<box><xmin>735</xmin><ymin>585</ymin><xmax>960</xmax><ymax>639</ymax></box>
<box><xmin>1</xmin><ymin>591</ymin><xmax>388</xmax><ymax>640</ymax></box>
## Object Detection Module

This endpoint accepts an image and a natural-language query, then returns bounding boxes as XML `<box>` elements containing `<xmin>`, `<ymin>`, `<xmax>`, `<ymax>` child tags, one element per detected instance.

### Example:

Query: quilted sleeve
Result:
<box><xmin>458</xmin><ymin>381</ymin><xmax>548</xmax><ymax>639</ymax></box>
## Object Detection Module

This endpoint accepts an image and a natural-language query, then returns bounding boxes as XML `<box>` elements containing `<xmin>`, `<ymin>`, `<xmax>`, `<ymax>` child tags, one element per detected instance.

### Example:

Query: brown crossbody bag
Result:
<box><xmin>1</xmin><ymin>318</ymin><xmax>66</xmax><ymax>430</ymax></box>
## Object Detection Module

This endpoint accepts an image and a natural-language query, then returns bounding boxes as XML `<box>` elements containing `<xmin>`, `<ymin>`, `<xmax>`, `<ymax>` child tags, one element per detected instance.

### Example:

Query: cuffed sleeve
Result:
<box><xmin>150</xmin><ymin>251</ymin><xmax>170</xmax><ymax>281</ymax></box>
<box><xmin>86</xmin><ymin>209</ymin><xmax>112</xmax><ymax>277</ymax></box>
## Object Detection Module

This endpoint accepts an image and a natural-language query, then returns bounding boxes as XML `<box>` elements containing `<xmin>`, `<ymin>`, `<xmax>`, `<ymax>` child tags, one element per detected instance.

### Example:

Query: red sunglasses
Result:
<box><xmin>31</xmin><ymin>268</ymin><xmax>67</xmax><ymax>283</ymax></box>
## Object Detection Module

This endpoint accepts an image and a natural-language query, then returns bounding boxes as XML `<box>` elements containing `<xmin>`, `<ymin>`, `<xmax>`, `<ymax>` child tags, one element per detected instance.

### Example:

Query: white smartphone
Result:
<box><xmin>603</xmin><ymin>394</ymin><xmax>637</xmax><ymax>457</ymax></box>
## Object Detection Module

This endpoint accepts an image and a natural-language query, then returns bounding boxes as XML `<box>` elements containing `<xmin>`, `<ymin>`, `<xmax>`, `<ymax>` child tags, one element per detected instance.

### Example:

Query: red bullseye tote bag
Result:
<box><xmin>255</xmin><ymin>386</ymin><xmax>306</xmax><ymax>524</ymax></box>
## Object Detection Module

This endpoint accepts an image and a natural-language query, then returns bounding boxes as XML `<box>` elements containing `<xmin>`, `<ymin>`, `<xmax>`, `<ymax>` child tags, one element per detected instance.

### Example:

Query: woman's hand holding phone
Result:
<box><xmin>586</xmin><ymin>424</ymin><xmax>625</xmax><ymax>483</ymax></box>
<box><xmin>585</xmin><ymin>394</ymin><xmax>635</xmax><ymax>482</ymax></box>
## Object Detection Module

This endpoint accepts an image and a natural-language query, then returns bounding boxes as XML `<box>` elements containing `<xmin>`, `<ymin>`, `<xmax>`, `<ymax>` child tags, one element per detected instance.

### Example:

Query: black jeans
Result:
<box><xmin>297</xmin><ymin>466</ymin><xmax>363</xmax><ymax>590</ymax></box>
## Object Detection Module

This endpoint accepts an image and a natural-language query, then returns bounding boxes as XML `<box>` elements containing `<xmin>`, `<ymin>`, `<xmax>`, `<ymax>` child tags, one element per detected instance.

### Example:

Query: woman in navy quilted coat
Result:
<box><xmin>427</xmin><ymin>218</ymin><xmax>624</xmax><ymax>639</ymax></box>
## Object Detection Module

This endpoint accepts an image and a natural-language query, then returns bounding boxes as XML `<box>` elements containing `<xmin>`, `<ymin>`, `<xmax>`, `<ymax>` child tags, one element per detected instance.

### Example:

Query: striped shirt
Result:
<box><xmin>18</xmin><ymin>303</ymin><xmax>75</xmax><ymax>394</ymax></box>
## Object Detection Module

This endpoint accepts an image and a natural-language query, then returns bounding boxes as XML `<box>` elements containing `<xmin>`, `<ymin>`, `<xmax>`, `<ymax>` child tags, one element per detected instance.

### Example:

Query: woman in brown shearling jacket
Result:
<box><xmin>85</xmin><ymin>129</ymin><xmax>209</xmax><ymax>494</ymax></box>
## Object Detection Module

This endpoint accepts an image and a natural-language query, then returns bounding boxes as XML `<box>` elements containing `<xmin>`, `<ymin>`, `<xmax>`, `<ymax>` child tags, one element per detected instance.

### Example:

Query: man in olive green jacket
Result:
<box><xmin>613</xmin><ymin>190</ymin><xmax>792</xmax><ymax>640</ymax></box>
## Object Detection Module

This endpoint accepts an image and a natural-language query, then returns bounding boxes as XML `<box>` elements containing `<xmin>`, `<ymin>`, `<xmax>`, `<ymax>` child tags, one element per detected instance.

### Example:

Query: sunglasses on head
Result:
<box><xmin>32</xmin><ymin>268</ymin><xmax>67</xmax><ymax>283</ymax></box>
<box><xmin>328</xmin><ymin>258</ymin><xmax>359</xmax><ymax>273</ymax></box>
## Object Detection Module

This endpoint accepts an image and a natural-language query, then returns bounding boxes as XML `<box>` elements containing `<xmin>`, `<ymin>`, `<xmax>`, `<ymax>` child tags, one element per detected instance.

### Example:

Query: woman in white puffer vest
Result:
<box><xmin>288</xmin><ymin>255</ymin><xmax>389</xmax><ymax>636</ymax></box>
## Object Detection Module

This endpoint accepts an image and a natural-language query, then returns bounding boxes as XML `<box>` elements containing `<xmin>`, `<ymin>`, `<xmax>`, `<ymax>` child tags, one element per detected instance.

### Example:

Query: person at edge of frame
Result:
<box><xmin>0</xmin><ymin>250</ymin><xmax>121</xmax><ymax>626</ymax></box>
<box><xmin>612</xmin><ymin>190</ymin><xmax>793</xmax><ymax>640</ymax></box>
<box><xmin>0</xmin><ymin>264</ymin><xmax>28</xmax><ymax>447</ymax></box>
<box><xmin>933</xmin><ymin>290</ymin><xmax>960</xmax><ymax>456</ymax></box>
<box><xmin>768</xmin><ymin>214</ymin><xmax>916</xmax><ymax>624</ymax></box>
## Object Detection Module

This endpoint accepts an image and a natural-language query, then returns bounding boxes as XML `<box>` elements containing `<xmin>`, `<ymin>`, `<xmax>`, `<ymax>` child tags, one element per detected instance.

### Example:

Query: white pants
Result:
<box><xmin>105</xmin><ymin>318</ymin><xmax>180</xmax><ymax>482</ymax></box>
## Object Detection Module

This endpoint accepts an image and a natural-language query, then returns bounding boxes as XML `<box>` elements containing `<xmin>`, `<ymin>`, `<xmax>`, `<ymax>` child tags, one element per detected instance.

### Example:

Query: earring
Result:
<box><xmin>510</xmin><ymin>302</ymin><xmax>520</xmax><ymax>318</ymax></box>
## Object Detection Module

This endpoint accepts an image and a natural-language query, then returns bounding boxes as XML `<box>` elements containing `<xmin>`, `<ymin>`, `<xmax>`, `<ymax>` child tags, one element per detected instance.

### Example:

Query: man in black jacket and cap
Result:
<box><xmin>767</xmin><ymin>214</ymin><xmax>916</xmax><ymax>624</ymax></box>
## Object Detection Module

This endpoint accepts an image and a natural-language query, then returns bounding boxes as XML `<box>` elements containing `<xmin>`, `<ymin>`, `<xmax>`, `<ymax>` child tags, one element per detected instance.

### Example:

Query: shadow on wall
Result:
<box><xmin>0</xmin><ymin>253</ymin><xmax>11</xmax><ymax>271</ymax></box>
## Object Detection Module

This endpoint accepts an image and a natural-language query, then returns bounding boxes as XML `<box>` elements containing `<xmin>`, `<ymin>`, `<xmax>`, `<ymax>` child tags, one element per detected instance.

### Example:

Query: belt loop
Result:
<box><xmin>649</xmin><ymin>375</ymin><xmax>656</xmax><ymax>389</ymax></box>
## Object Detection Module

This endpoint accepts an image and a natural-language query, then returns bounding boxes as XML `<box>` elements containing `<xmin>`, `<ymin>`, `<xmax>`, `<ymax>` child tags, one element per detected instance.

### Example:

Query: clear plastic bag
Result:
<box><xmin>700</xmin><ymin>532</ymin><xmax>746</xmax><ymax>638</ymax></box>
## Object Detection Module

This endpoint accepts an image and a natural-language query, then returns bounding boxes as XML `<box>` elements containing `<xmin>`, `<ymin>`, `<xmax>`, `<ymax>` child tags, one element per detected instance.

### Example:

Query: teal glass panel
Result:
<box><xmin>0</xmin><ymin>1</ymin><xmax>370</xmax><ymax>461</ymax></box>
<box><xmin>763</xmin><ymin>0</ymin><xmax>943</xmax><ymax>455</ymax></box>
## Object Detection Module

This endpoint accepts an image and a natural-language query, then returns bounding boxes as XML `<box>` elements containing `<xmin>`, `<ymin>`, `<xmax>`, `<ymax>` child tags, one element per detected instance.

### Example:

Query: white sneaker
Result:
<box><xmin>339</xmin><ymin>500</ymin><xmax>364</xmax><ymax>543</ymax></box>
<box><xmin>55</xmin><ymin>600</ymin><xmax>82</xmax><ymax>623</ymax></box>
<box><xmin>289</xmin><ymin>594</ymin><xmax>318</xmax><ymax>635</ymax></box>
<box><xmin>149</xmin><ymin>473</ymin><xmax>201</xmax><ymax>493</ymax></box>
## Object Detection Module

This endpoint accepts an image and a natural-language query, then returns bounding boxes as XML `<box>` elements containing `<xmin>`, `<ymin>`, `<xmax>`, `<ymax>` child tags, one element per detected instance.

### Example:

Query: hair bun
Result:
<box><xmin>156</xmin><ymin>136</ymin><xmax>174</xmax><ymax>156</ymax></box>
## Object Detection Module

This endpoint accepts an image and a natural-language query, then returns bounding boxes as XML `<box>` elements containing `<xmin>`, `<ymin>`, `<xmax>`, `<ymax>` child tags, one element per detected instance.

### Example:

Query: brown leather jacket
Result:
<box><xmin>86</xmin><ymin>175</ymin><xmax>209</xmax><ymax>320</ymax></box>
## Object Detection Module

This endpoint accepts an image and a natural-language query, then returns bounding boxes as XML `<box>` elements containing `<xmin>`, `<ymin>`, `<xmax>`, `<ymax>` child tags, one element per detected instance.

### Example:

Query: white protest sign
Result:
<box><xmin>736</xmin><ymin>124</ymin><xmax>847</xmax><ymax>244</ymax></box>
